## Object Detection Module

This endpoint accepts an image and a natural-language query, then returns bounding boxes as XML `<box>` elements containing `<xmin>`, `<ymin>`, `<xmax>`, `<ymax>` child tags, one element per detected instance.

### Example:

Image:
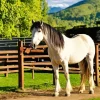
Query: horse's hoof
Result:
<box><xmin>89</xmin><ymin>90</ymin><xmax>94</xmax><ymax>94</ymax></box>
<box><xmin>54</xmin><ymin>92</ymin><xmax>59</xmax><ymax>97</ymax></box>
<box><xmin>79</xmin><ymin>90</ymin><xmax>84</xmax><ymax>93</ymax></box>
<box><xmin>65</xmin><ymin>93</ymin><xmax>70</xmax><ymax>97</ymax></box>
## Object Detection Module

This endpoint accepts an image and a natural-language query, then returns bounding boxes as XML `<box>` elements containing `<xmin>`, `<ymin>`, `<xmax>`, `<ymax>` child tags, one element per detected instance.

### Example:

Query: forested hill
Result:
<box><xmin>51</xmin><ymin>0</ymin><xmax>100</xmax><ymax>21</ymax></box>
<box><xmin>48</xmin><ymin>7</ymin><xmax>63</xmax><ymax>13</ymax></box>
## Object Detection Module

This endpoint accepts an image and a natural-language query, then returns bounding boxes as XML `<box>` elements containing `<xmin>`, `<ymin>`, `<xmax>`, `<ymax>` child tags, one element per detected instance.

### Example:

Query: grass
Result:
<box><xmin>88</xmin><ymin>98</ymin><xmax>100</xmax><ymax>100</ymax></box>
<box><xmin>1</xmin><ymin>71</ymin><xmax>100</xmax><ymax>100</ymax></box>
<box><xmin>0</xmin><ymin>70</ymin><xmax>81</xmax><ymax>92</ymax></box>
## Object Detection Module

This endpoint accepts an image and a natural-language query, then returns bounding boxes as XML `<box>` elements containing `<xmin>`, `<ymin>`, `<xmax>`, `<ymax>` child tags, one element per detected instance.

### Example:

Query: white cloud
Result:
<box><xmin>47</xmin><ymin>0</ymin><xmax>83</xmax><ymax>8</ymax></box>
<box><xmin>49</xmin><ymin>3</ymin><xmax>69</xmax><ymax>8</ymax></box>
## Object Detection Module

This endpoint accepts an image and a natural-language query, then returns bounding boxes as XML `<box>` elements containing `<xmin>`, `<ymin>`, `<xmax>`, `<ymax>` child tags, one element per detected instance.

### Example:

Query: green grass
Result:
<box><xmin>88</xmin><ymin>98</ymin><xmax>100</xmax><ymax>100</ymax></box>
<box><xmin>0</xmin><ymin>71</ymin><xmax>81</xmax><ymax>92</ymax></box>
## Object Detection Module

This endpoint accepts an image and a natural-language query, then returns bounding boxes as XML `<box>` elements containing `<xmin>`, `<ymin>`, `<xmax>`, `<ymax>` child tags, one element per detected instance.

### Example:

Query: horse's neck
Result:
<box><xmin>43</xmin><ymin>36</ymin><xmax>54</xmax><ymax>49</ymax></box>
<box><xmin>43</xmin><ymin>34</ymin><xmax>68</xmax><ymax>52</ymax></box>
<box><xmin>43</xmin><ymin>34</ymin><xmax>58</xmax><ymax>51</ymax></box>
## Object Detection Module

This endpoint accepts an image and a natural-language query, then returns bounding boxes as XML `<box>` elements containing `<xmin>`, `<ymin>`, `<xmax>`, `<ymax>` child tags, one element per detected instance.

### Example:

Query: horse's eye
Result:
<box><xmin>38</xmin><ymin>29</ymin><xmax>41</xmax><ymax>32</ymax></box>
<box><xmin>38</xmin><ymin>30</ymin><xmax>41</xmax><ymax>32</ymax></box>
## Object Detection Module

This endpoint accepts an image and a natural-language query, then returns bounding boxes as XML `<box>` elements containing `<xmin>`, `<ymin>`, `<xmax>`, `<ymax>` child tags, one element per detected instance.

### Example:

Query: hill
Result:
<box><xmin>51</xmin><ymin>0</ymin><xmax>100</xmax><ymax>21</ymax></box>
<box><xmin>48</xmin><ymin>7</ymin><xmax>64</xmax><ymax>13</ymax></box>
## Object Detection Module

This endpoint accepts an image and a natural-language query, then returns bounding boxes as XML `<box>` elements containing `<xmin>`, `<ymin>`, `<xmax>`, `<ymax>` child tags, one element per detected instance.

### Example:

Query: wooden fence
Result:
<box><xmin>0</xmin><ymin>37</ymin><xmax>31</xmax><ymax>50</ymax></box>
<box><xmin>0</xmin><ymin>50</ymin><xmax>18</xmax><ymax>77</ymax></box>
<box><xmin>0</xmin><ymin>40</ymin><xmax>100</xmax><ymax>89</ymax></box>
<box><xmin>17</xmin><ymin>41</ymin><xmax>99</xmax><ymax>89</ymax></box>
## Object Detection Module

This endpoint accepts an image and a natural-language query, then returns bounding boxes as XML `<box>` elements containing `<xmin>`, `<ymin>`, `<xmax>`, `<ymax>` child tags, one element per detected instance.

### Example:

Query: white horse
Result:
<box><xmin>30</xmin><ymin>20</ymin><xmax>95</xmax><ymax>96</ymax></box>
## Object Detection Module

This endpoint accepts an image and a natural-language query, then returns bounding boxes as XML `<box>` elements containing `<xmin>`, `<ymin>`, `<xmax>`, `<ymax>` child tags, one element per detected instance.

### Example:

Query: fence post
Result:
<box><xmin>18</xmin><ymin>40</ymin><xmax>24</xmax><ymax>90</ymax></box>
<box><xmin>32</xmin><ymin>66</ymin><xmax>35</xmax><ymax>79</ymax></box>
<box><xmin>95</xmin><ymin>43</ymin><xmax>99</xmax><ymax>86</ymax></box>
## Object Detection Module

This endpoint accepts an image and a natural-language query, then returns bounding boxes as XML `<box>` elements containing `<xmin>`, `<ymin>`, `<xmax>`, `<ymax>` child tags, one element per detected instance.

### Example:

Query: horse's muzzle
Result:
<box><xmin>29</xmin><ymin>43</ymin><xmax>36</xmax><ymax>49</ymax></box>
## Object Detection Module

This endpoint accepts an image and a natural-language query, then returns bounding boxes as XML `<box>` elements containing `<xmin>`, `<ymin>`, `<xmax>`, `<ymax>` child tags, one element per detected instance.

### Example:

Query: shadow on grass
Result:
<box><xmin>26</xmin><ymin>83</ymin><xmax>54</xmax><ymax>90</ymax></box>
<box><xmin>0</xmin><ymin>86</ymin><xmax>17</xmax><ymax>92</ymax></box>
<box><xmin>0</xmin><ymin>83</ymin><xmax>54</xmax><ymax>92</ymax></box>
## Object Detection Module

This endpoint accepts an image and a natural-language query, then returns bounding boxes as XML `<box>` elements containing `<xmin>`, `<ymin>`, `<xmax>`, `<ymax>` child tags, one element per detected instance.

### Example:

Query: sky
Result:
<box><xmin>47</xmin><ymin>0</ymin><xmax>83</xmax><ymax>8</ymax></box>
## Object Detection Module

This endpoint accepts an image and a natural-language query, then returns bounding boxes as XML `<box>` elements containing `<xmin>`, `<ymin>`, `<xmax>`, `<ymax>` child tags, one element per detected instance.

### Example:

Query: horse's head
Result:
<box><xmin>30</xmin><ymin>20</ymin><xmax>44</xmax><ymax>48</ymax></box>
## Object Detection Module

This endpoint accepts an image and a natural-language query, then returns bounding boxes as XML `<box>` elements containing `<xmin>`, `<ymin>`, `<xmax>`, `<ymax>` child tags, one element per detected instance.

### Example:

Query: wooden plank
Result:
<box><xmin>24</xmin><ymin>66</ymin><xmax>52</xmax><ymax>70</ymax></box>
<box><xmin>6</xmin><ymin>60</ymin><xmax>18</xmax><ymax>63</ymax></box>
<box><xmin>0</xmin><ymin>50</ymin><xmax>18</xmax><ymax>54</ymax></box>
<box><xmin>0</xmin><ymin>70</ymin><xmax>18</xmax><ymax>74</ymax></box>
<box><xmin>25</xmin><ymin>49</ymin><xmax>44</xmax><ymax>54</ymax></box>
<box><xmin>69</xmin><ymin>67</ymin><xmax>80</xmax><ymax>71</ymax></box>
<box><xmin>24</xmin><ymin>62</ymin><xmax>51</xmax><ymax>66</ymax></box>
<box><xmin>30</xmin><ymin>49</ymin><xmax>44</xmax><ymax>53</ymax></box>
<box><xmin>24</xmin><ymin>55</ymin><xmax>49</xmax><ymax>58</ymax></box>
<box><xmin>8</xmin><ymin>70</ymin><xmax>18</xmax><ymax>73</ymax></box>
<box><xmin>24</xmin><ymin>61</ymin><xmax>35</xmax><ymax>63</ymax></box>
<box><xmin>0</xmin><ymin>65</ymin><xmax>18</xmax><ymax>69</ymax></box>
<box><xmin>0</xmin><ymin>55</ymin><xmax>18</xmax><ymax>59</ymax></box>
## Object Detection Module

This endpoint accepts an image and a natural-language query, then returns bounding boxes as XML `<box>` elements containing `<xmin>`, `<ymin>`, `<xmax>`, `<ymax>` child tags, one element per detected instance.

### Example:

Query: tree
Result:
<box><xmin>0</xmin><ymin>0</ymin><xmax>49</xmax><ymax>38</ymax></box>
<box><xmin>41</xmin><ymin>0</ymin><xmax>49</xmax><ymax>22</ymax></box>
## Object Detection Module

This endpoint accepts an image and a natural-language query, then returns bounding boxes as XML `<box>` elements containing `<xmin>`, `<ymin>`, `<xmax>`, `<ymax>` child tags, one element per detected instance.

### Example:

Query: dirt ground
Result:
<box><xmin>0</xmin><ymin>87</ymin><xmax>100</xmax><ymax>100</ymax></box>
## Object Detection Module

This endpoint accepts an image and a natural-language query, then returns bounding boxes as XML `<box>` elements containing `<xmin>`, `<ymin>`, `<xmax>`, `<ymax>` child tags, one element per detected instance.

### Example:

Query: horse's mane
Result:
<box><xmin>42</xmin><ymin>23</ymin><xmax>64</xmax><ymax>48</ymax></box>
<box><xmin>31</xmin><ymin>21</ymin><xmax>64</xmax><ymax>48</ymax></box>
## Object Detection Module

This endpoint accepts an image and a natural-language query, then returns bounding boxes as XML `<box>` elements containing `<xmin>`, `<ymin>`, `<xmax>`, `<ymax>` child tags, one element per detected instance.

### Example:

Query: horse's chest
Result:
<box><xmin>49</xmin><ymin>51</ymin><xmax>63</xmax><ymax>63</ymax></box>
<box><xmin>53</xmin><ymin>55</ymin><xmax>62</xmax><ymax>63</ymax></box>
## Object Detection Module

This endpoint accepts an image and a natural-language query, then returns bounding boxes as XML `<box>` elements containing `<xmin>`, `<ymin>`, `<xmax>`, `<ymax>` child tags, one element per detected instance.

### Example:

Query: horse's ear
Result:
<box><xmin>32</xmin><ymin>20</ymin><xmax>35</xmax><ymax>24</ymax></box>
<box><xmin>40</xmin><ymin>21</ymin><xmax>43</xmax><ymax>26</ymax></box>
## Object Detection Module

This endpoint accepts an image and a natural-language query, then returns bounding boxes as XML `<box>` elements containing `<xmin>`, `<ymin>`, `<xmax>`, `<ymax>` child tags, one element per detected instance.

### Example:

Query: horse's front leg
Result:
<box><xmin>62</xmin><ymin>61</ymin><xmax>72</xmax><ymax>96</ymax></box>
<box><xmin>52</xmin><ymin>62</ymin><xmax>61</xmax><ymax>97</ymax></box>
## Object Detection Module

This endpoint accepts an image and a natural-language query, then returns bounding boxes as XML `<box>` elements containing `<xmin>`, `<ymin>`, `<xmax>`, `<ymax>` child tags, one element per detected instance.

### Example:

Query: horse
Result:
<box><xmin>30</xmin><ymin>20</ymin><xmax>95</xmax><ymax>97</ymax></box>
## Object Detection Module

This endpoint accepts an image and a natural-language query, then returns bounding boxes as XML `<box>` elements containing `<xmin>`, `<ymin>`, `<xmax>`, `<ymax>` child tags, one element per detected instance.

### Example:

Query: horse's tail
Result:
<box><xmin>79</xmin><ymin>58</ymin><xmax>89</xmax><ymax>82</ymax></box>
<box><xmin>83</xmin><ymin>58</ymin><xmax>89</xmax><ymax>80</ymax></box>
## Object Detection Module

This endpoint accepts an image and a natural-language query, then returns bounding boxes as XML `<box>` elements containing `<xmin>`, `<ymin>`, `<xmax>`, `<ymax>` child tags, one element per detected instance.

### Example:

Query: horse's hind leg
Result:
<box><xmin>78</xmin><ymin>59</ymin><xmax>87</xmax><ymax>93</ymax></box>
<box><xmin>86</xmin><ymin>54</ymin><xmax>95</xmax><ymax>94</ymax></box>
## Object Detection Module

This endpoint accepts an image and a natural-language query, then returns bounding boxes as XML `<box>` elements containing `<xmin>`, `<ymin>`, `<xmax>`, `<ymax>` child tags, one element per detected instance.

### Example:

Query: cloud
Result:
<box><xmin>49</xmin><ymin>3</ymin><xmax>69</xmax><ymax>8</ymax></box>
<box><xmin>47</xmin><ymin>0</ymin><xmax>83</xmax><ymax>8</ymax></box>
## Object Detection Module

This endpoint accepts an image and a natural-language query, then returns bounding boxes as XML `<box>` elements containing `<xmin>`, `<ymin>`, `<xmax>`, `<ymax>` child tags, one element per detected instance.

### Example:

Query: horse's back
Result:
<box><xmin>74</xmin><ymin>34</ymin><xmax>95</xmax><ymax>58</ymax></box>
<box><xmin>63</xmin><ymin>34</ymin><xmax>95</xmax><ymax>64</ymax></box>
<box><xmin>78</xmin><ymin>34</ymin><xmax>95</xmax><ymax>53</ymax></box>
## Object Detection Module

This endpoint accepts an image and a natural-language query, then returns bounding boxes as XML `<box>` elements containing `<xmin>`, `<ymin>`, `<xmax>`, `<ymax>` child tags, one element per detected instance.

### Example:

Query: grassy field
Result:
<box><xmin>0</xmin><ymin>72</ymin><xmax>100</xmax><ymax>100</ymax></box>
<box><xmin>0</xmin><ymin>70</ymin><xmax>81</xmax><ymax>92</ymax></box>
<box><xmin>89</xmin><ymin>98</ymin><xmax>100</xmax><ymax>100</ymax></box>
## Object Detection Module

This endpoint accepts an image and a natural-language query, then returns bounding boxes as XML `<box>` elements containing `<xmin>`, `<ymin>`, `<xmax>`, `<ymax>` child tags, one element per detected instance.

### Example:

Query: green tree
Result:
<box><xmin>0</xmin><ymin>0</ymin><xmax>49</xmax><ymax>38</ymax></box>
<box><xmin>41</xmin><ymin>0</ymin><xmax>49</xmax><ymax>22</ymax></box>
